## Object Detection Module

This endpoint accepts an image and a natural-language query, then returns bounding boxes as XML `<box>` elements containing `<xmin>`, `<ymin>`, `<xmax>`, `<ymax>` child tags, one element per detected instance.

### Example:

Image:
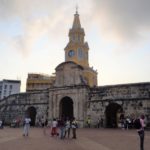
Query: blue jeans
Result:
<box><xmin>59</xmin><ymin>127</ymin><xmax>65</xmax><ymax>139</ymax></box>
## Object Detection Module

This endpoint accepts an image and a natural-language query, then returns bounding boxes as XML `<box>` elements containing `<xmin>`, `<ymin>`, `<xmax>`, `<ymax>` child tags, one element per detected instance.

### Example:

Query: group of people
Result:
<box><xmin>50</xmin><ymin>117</ymin><xmax>78</xmax><ymax>139</ymax></box>
<box><xmin>119</xmin><ymin>115</ymin><xmax>135</xmax><ymax>130</ymax></box>
<box><xmin>1</xmin><ymin>113</ymin><xmax>146</xmax><ymax>150</ymax></box>
<box><xmin>85</xmin><ymin>115</ymin><xmax>146</xmax><ymax>150</ymax></box>
<box><xmin>22</xmin><ymin>115</ymin><xmax>78</xmax><ymax>139</ymax></box>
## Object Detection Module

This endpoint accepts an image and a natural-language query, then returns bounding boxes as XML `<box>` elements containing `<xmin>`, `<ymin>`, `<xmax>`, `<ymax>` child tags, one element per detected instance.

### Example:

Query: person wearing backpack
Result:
<box><xmin>137</xmin><ymin>115</ymin><xmax>145</xmax><ymax>150</ymax></box>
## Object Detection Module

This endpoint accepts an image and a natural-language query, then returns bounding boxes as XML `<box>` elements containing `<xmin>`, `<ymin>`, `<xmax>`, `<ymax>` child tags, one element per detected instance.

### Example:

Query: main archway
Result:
<box><xmin>59</xmin><ymin>97</ymin><xmax>73</xmax><ymax>120</ymax></box>
<box><xmin>105</xmin><ymin>103</ymin><xmax>123</xmax><ymax>128</ymax></box>
<box><xmin>26</xmin><ymin>106</ymin><xmax>36</xmax><ymax>126</ymax></box>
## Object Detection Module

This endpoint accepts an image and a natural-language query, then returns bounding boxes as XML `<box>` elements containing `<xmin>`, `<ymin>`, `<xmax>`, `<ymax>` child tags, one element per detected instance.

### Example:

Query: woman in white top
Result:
<box><xmin>51</xmin><ymin>118</ymin><xmax>58</xmax><ymax>136</ymax></box>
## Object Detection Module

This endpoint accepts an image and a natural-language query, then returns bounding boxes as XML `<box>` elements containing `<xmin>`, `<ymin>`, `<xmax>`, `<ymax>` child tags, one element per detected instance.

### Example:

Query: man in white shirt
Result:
<box><xmin>23</xmin><ymin>116</ymin><xmax>31</xmax><ymax>136</ymax></box>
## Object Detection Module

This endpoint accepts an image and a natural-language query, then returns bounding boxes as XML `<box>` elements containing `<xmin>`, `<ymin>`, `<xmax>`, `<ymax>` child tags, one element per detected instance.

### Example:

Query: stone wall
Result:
<box><xmin>0</xmin><ymin>82</ymin><xmax>150</xmax><ymax>128</ymax></box>
<box><xmin>87</xmin><ymin>83</ymin><xmax>150</xmax><ymax>127</ymax></box>
<box><xmin>0</xmin><ymin>90</ymin><xmax>49</xmax><ymax>125</ymax></box>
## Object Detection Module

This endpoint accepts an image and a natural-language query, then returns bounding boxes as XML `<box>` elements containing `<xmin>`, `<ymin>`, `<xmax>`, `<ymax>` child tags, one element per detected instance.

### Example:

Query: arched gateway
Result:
<box><xmin>26</xmin><ymin>106</ymin><xmax>36</xmax><ymax>126</ymax></box>
<box><xmin>105</xmin><ymin>103</ymin><xmax>123</xmax><ymax>128</ymax></box>
<box><xmin>59</xmin><ymin>97</ymin><xmax>74</xmax><ymax>119</ymax></box>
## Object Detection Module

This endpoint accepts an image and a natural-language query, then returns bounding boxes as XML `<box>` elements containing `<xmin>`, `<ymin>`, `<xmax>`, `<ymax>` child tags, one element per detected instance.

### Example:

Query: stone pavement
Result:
<box><xmin>0</xmin><ymin>127</ymin><xmax>150</xmax><ymax>150</ymax></box>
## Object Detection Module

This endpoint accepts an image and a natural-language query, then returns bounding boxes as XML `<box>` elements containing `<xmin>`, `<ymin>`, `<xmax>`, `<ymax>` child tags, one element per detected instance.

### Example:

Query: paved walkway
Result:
<box><xmin>0</xmin><ymin>127</ymin><xmax>150</xmax><ymax>150</ymax></box>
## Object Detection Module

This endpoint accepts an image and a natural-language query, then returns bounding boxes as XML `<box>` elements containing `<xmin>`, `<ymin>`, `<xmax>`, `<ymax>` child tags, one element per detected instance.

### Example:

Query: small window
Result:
<box><xmin>4</xmin><ymin>90</ymin><xmax>6</xmax><ymax>95</ymax></box>
<box><xmin>4</xmin><ymin>85</ymin><xmax>7</xmax><ymax>89</ymax></box>
<box><xmin>10</xmin><ymin>85</ymin><xmax>13</xmax><ymax>89</ymax></box>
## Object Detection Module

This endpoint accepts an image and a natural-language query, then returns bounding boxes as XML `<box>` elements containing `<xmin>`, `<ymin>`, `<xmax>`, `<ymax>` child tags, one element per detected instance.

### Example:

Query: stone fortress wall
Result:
<box><xmin>0</xmin><ymin>82</ymin><xmax>149</xmax><ymax>128</ymax></box>
<box><xmin>0</xmin><ymin>90</ymin><xmax>49</xmax><ymax>125</ymax></box>
<box><xmin>87</xmin><ymin>82</ymin><xmax>150</xmax><ymax>127</ymax></box>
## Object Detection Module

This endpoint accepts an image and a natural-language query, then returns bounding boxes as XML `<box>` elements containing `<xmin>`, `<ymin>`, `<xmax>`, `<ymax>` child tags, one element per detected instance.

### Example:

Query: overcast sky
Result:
<box><xmin>0</xmin><ymin>0</ymin><xmax>150</xmax><ymax>92</ymax></box>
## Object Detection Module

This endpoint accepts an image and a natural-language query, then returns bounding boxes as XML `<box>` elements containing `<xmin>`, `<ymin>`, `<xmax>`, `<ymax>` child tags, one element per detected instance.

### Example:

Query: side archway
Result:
<box><xmin>26</xmin><ymin>106</ymin><xmax>36</xmax><ymax>126</ymax></box>
<box><xmin>105</xmin><ymin>103</ymin><xmax>123</xmax><ymax>128</ymax></box>
<box><xmin>59</xmin><ymin>97</ymin><xmax>73</xmax><ymax>120</ymax></box>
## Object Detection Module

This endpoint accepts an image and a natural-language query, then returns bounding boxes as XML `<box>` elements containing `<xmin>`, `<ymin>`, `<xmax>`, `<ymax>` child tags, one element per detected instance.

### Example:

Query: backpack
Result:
<box><xmin>134</xmin><ymin>119</ymin><xmax>142</xmax><ymax>129</ymax></box>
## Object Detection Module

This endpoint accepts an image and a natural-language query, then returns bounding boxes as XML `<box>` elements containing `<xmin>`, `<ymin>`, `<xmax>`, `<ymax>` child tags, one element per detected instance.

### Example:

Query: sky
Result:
<box><xmin>0</xmin><ymin>0</ymin><xmax>150</xmax><ymax>92</ymax></box>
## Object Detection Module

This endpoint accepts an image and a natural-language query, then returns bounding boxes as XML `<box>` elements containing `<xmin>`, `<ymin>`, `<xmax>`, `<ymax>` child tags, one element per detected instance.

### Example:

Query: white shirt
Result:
<box><xmin>52</xmin><ymin>120</ymin><xmax>57</xmax><ymax>127</ymax></box>
<box><xmin>65</xmin><ymin>121</ymin><xmax>71</xmax><ymax>128</ymax></box>
<box><xmin>25</xmin><ymin>118</ymin><xmax>31</xmax><ymax>124</ymax></box>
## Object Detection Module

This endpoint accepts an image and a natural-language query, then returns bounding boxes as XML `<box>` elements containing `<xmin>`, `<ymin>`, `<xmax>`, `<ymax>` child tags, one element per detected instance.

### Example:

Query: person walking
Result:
<box><xmin>23</xmin><ymin>115</ymin><xmax>31</xmax><ymax>136</ymax></box>
<box><xmin>137</xmin><ymin>115</ymin><xmax>145</xmax><ymax>150</ymax></box>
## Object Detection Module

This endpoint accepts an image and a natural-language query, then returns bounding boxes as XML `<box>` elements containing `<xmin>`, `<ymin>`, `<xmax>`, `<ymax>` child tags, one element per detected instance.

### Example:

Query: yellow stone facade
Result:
<box><xmin>26</xmin><ymin>73</ymin><xmax>55</xmax><ymax>92</ymax></box>
<box><xmin>64</xmin><ymin>11</ymin><xmax>97</xmax><ymax>87</ymax></box>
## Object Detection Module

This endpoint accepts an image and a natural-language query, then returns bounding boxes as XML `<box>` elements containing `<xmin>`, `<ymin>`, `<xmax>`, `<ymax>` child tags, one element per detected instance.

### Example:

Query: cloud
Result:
<box><xmin>0</xmin><ymin>0</ymin><xmax>73</xmax><ymax>57</ymax></box>
<box><xmin>92</xmin><ymin>0</ymin><xmax>150</xmax><ymax>45</ymax></box>
<box><xmin>0</xmin><ymin>0</ymin><xmax>61</xmax><ymax>19</ymax></box>
<box><xmin>0</xmin><ymin>0</ymin><xmax>150</xmax><ymax>57</ymax></box>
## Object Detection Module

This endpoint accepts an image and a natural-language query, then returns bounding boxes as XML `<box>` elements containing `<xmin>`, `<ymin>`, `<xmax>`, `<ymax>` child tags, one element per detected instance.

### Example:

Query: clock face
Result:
<box><xmin>68</xmin><ymin>50</ymin><xmax>75</xmax><ymax>57</ymax></box>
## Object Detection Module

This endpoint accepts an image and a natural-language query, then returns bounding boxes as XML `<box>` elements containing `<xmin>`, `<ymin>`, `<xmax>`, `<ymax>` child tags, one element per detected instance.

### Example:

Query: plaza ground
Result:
<box><xmin>0</xmin><ymin>127</ymin><xmax>150</xmax><ymax>150</ymax></box>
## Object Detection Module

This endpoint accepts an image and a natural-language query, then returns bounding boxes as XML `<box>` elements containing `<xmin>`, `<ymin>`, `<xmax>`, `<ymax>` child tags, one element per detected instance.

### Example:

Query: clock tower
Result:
<box><xmin>64</xmin><ymin>10</ymin><xmax>89</xmax><ymax>67</ymax></box>
<box><xmin>64</xmin><ymin>10</ymin><xmax>97</xmax><ymax>87</ymax></box>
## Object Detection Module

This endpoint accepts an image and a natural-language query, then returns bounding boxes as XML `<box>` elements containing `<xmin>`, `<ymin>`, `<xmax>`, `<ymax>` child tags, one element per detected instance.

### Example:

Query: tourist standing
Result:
<box><xmin>72</xmin><ymin>117</ymin><xmax>78</xmax><ymax>139</ymax></box>
<box><xmin>23</xmin><ymin>115</ymin><xmax>31</xmax><ymax>136</ymax></box>
<box><xmin>64</xmin><ymin>118</ymin><xmax>71</xmax><ymax>138</ymax></box>
<box><xmin>137</xmin><ymin>115</ymin><xmax>145</xmax><ymax>150</ymax></box>
<box><xmin>86</xmin><ymin>117</ymin><xmax>91</xmax><ymax>128</ymax></box>
<box><xmin>51</xmin><ymin>118</ymin><xmax>58</xmax><ymax>136</ymax></box>
<box><xmin>58</xmin><ymin>118</ymin><xmax>65</xmax><ymax>139</ymax></box>
<box><xmin>41</xmin><ymin>116</ymin><xmax>45</xmax><ymax>127</ymax></box>
<box><xmin>42</xmin><ymin>117</ymin><xmax>47</xmax><ymax>135</ymax></box>
<box><xmin>97</xmin><ymin>118</ymin><xmax>101</xmax><ymax>128</ymax></box>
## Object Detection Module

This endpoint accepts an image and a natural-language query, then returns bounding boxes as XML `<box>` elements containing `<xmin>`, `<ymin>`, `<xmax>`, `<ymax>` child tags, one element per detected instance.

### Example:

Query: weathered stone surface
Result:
<box><xmin>87</xmin><ymin>83</ymin><xmax>150</xmax><ymax>126</ymax></box>
<box><xmin>0</xmin><ymin>82</ymin><xmax>150</xmax><ymax>127</ymax></box>
<box><xmin>0</xmin><ymin>90</ymin><xmax>49</xmax><ymax>125</ymax></box>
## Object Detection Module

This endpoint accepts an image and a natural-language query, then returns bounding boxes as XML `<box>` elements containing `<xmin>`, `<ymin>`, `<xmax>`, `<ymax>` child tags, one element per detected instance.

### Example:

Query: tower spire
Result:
<box><xmin>76</xmin><ymin>4</ymin><xmax>78</xmax><ymax>14</ymax></box>
<box><xmin>72</xmin><ymin>5</ymin><xmax>81</xmax><ymax>29</ymax></box>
